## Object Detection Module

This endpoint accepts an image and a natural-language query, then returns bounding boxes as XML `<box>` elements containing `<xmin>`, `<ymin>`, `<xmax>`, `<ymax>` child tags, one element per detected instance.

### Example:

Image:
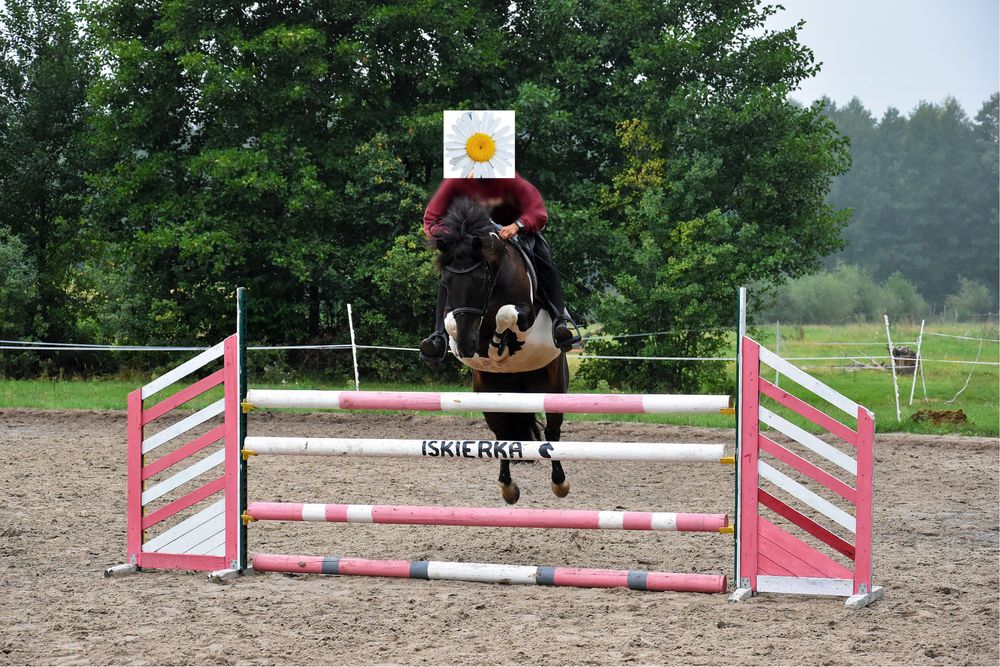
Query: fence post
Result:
<box><xmin>883</xmin><ymin>315</ymin><xmax>901</xmax><ymax>421</ymax></box>
<box><xmin>348</xmin><ymin>304</ymin><xmax>360</xmax><ymax>391</ymax></box>
<box><xmin>908</xmin><ymin>319</ymin><xmax>926</xmax><ymax>406</ymax></box>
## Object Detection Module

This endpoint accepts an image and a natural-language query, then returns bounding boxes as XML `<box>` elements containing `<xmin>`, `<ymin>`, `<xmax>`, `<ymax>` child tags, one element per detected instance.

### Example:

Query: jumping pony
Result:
<box><xmin>431</xmin><ymin>198</ymin><xmax>569</xmax><ymax>504</ymax></box>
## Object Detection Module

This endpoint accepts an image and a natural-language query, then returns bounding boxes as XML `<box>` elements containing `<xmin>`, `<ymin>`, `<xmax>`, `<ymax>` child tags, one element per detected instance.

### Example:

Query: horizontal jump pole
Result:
<box><xmin>244</xmin><ymin>437</ymin><xmax>727</xmax><ymax>463</ymax></box>
<box><xmin>246</xmin><ymin>502</ymin><xmax>729</xmax><ymax>532</ymax></box>
<box><xmin>252</xmin><ymin>553</ymin><xmax>727</xmax><ymax>593</ymax></box>
<box><xmin>244</xmin><ymin>389</ymin><xmax>731</xmax><ymax>414</ymax></box>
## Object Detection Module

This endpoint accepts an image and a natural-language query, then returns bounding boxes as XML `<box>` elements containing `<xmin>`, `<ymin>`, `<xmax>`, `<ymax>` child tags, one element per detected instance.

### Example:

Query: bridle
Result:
<box><xmin>444</xmin><ymin>243</ymin><xmax>505</xmax><ymax>329</ymax></box>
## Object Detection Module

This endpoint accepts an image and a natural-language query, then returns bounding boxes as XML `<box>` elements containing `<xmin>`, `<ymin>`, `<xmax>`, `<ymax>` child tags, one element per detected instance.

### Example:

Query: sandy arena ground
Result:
<box><xmin>0</xmin><ymin>408</ymin><xmax>997</xmax><ymax>666</ymax></box>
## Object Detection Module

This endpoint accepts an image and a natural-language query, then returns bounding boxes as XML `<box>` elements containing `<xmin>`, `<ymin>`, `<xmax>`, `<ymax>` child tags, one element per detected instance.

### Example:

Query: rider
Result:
<box><xmin>419</xmin><ymin>173</ymin><xmax>579</xmax><ymax>363</ymax></box>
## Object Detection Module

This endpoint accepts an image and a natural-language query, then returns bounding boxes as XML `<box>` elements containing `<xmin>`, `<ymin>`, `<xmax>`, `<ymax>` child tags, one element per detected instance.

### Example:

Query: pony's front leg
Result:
<box><xmin>494</xmin><ymin>304</ymin><xmax>533</xmax><ymax>335</ymax></box>
<box><xmin>491</xmin><ymin>304</ymin><xmax>533</xmax><ymax>358</ymax></box>
<box><xmin>498</xmin><ymin>459</ymin><xmax>520</xmax><ymax>504</ymax></box>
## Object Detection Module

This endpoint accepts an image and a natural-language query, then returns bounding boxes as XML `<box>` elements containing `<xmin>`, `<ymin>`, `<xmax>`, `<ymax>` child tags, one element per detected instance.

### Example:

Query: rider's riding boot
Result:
<box><xmin>419</xmin><ymin>332</ymin><xmax>447</xmax><ymax>363</ymax></box>
<box><xmin>533</xmin><ymin>241</ymin><xmax>581</xmax><ymax>351</ymax></box>
<box><xmin>552</xmin><ymin>316</ymin><xmax>578</xmax><ymax>351</ymax></box>
<box><xmin>420</xmin><ymin>282</ymin><xmax>449</xmax><ymax>365</ymax></box>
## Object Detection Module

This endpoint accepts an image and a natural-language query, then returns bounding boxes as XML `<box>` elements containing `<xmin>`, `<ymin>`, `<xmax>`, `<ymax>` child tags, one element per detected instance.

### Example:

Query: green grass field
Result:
<box><xmin>746</xmin><ymin>321</ymin><xmax>998</xmax><ymax>437</ymax></box>
<box><xmin>1</xmin><ymin>320</ymin><xmax>996</xmax><ymax>436</ymax></box>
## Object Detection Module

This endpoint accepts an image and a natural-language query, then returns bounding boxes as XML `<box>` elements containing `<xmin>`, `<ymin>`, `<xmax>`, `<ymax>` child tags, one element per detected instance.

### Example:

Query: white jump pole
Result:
<box><xmin>244</xmin><ymin>436</ymin><xmax>727</xmax><ymax>463</ymax></box>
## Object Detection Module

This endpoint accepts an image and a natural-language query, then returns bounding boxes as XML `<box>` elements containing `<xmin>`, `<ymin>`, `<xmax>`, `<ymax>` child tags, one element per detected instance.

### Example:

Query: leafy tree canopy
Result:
<box><xmin>824</xmin><ymin>94</ymin><xmax>999</xmax><ymax>308</ymax></box>
<box><xmin>8</xmin><ymin>1</ymin><xmax>853</xmax><ymax>389</ymax></box>
<box><xmin>0</xmin><ymin>0</ymin><xmax>94</xmax><ymax>374</ymax></box>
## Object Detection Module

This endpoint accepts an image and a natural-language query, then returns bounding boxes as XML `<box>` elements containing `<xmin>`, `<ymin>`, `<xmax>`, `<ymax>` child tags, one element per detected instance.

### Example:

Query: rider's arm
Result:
<box><xmin>507</xmin><ymin>175</ymin><xmax>548</xmax><ymax>234</ymax></box>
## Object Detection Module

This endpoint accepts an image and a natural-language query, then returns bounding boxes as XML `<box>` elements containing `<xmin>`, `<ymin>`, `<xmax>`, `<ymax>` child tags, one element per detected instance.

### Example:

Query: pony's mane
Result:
<box><xmin>431</xmin><ymin>198</ymin><xmax>496</xmax><ymax>269</ymax></box>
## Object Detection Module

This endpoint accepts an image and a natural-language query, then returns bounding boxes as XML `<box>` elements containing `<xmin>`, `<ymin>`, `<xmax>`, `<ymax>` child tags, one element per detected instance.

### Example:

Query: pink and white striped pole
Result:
<box><xmin>245</xmin><ymin>389</ymin><xmax>731</xmax><ymax>414</ymax></box>
<box><xmin>246</xmin><ymin>502</ymin><xmax>729</xmax><ymax>533</ymax></box>
<box><xmin>252</xmin><ymin>554</ymin><xmax>727</xmax><ymax>593</ymax></box>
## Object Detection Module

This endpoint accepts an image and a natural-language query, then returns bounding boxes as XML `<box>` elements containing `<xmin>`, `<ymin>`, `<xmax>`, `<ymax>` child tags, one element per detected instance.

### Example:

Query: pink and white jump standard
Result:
<box><xmin>108</xmin><ymin>287</ymin><xmax>882</xmax><ymax>607</ymax></box>
<box><xmin>108</xmin><ymin>335</ymin><xmax>245</xmax><ymax>574</ymax></box>
<box><xmin>732</xmin><ymin>337</ymin><xmax>883</xmax><ymax>609</ymax></box>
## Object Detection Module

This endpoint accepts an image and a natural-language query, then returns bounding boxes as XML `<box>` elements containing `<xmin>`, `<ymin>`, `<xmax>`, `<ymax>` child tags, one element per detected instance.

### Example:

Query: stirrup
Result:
<box><xmin>419</xmin><ymin>332</ymin><xmax>448</xmax><ymax>364</ymax></box>
<box><xmin>552</xmin><ymin>316</ymin><xmax>581</xmax><ymax>351</ymax></box>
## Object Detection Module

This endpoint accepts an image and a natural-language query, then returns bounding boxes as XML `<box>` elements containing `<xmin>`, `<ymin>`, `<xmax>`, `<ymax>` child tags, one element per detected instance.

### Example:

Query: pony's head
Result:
<box><xmin>431</xmin><ymin>198</ymin><xmax>499</xmax><ymax>268</ymax></box>
<box><xmin>431</xmin><ymin>198</ymin><xmax>505</xmax><ymax>357</ymax></box>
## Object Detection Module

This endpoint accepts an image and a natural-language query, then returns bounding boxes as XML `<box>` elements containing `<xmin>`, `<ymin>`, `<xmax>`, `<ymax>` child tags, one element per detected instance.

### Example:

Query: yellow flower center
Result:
<box><xmin>465</xmin><ymin>133</ymin><xmax>496</xmax><ymax>162</ymax></box>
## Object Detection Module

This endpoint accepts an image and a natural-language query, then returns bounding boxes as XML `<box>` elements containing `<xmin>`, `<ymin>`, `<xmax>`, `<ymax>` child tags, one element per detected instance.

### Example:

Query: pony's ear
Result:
<box><xmin>472</xmin><ymin>236</ymin><xmax>483</xmax><ymax>251</ymax></box>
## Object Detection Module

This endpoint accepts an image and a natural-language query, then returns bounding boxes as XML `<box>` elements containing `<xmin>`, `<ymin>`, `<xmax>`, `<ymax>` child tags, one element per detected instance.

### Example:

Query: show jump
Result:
<box><xmin>107</xmin><ymin>289</ymin><xmax>883</xmax><ymax>609</ymax></box>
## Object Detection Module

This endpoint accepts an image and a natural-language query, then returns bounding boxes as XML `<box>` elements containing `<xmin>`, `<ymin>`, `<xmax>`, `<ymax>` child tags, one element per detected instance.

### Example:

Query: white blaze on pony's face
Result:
<box><xmin>444</xmin><ymin>309</ymin><xmax>483</xmax><ymax>359</ymax></box>
<box><xmin>443</xmin><ymin>110</ymin><xmax>515</xmax><ymax>178</ymax></box>
<box><xmin>444</xmin><ymin>311</ymin><xmax>458</xmax><ymax>339</ymax></box>
<box><xmin>441</xmin><ymin>260</ymin><xmax>492</xmax><ymax>359</ymax></box>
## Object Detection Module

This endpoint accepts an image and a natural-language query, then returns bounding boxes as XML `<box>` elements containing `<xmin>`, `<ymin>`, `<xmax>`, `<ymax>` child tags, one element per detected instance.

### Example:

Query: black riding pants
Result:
<box><xmin>528</xmin><ymin>235</ymin><xmax>568</xmax><ymax>318</ymax></box>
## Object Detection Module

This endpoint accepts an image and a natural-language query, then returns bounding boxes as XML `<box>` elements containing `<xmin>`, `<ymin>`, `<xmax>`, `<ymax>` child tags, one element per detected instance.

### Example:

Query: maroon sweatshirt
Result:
<box><xmin>423</xmin><ymin>174</ymin><xmax>548</xmax><ymax>238</ymax></box>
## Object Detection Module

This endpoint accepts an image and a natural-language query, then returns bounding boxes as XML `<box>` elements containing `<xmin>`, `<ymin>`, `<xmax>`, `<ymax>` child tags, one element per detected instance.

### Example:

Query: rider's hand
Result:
<box><xmin>498</xmin><ymin>223</ymin><xmax>519</xmax><ymax>240</ymax></box>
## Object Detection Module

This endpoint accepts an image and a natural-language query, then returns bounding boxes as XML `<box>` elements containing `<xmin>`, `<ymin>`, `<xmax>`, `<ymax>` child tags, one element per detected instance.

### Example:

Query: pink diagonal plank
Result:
<box><xmin>758</xmin><ymin>434</ymin><xmax>856</xmax><ymax>502</ymax></box>
<box><xmin>142</xmin><ymin>368</ymin><xmax>226</xmax><ymax>425</ymax></box>
<box><xmin>759</xmin><ymin>378</ymin><xmax>858</xmax><ymax>447</ymax></box>
<box><xmin>759</xmin><ymin>489</ymin><xmax>855</xmax><ymax>560</ymax></box>
<box><xmin>758</xmin><ymin>516</ymin><xmax>853</xmax><ymax>580</ymax></box>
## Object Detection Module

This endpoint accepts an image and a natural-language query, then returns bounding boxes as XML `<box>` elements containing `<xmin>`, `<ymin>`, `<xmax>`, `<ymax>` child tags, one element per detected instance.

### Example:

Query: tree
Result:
<box><xmin>83</xmin><ymin>1</ymin><xmax>850</xmax><ymax>388</ymax></box>
<box><xmin>574</xmin><ymin>2</ymin><xmax>850</xmax><ymax>390</ymax></box>
<box><xmin>84</xmin><ymin>2</ymin><xmax>427</xmax><ymax>353</ymax></box>
<box><xmin>0</xmin><ymin>0</ymin><xmax>94</xmax><ymax>371</ymax></box>
<box><xmin>824</xmin><ymin>94</ymin><xmax>999</xmax><ymax>308</ymax></box>
<box><xmin>971</xmin><ymin>94</ymin><xmax>1000</xmax><ymax>298</ymax></box>
<box><xmin>945</xmin><ymin>277</ymin><xmax>995</xmax><ymax>320</ymax></box>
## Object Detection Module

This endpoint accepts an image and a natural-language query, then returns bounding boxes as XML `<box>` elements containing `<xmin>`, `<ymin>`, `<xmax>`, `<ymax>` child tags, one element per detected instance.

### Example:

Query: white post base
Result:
<box><xmin>728</xmin><ymin>587</ymin><xmax>753</xmax><ymax>603</ymax></box>
<box><xmin>845</xmin><ymin>585</ymin><xmax>884</xmax><ymax>609</ymax></box>
<box><xmin>208</xmin><ymin>566</ymin><xmax>253</xmax><ymax>583</ymax></box>
<box><xmin>104</xmin><ymin>563</ymin><xmax>138</xmax><ymax>578</ymax></box>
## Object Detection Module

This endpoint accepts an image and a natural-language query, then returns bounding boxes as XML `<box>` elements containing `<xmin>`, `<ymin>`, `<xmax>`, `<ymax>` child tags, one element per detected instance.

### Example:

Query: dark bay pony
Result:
<box><xmin>431</xmin><ymin>198</ymin><xmax>569</xmax><ymax>505</ymax></box>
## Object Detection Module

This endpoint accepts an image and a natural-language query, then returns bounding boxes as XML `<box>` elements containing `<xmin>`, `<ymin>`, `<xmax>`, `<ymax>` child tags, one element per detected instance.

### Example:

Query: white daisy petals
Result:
<box><xmin>442</xmin><ymin>110</ymin><xmax>516</xmax><ymax>178</ymax></box>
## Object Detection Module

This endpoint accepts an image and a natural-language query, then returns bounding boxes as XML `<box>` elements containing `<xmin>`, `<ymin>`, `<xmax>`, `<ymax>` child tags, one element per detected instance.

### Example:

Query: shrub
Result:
<box><xmin>758</xmin><ymin>264</ymin><xmax>932</xmax><ymax>323</ymax></box>
<box><xmin>945</xmin><ymin>278</ymin><xmax>996</xmax><ymax>319</ymax></box>
<box><xmin>764</xmin><ymin>264</ymin><xmax>877</xmax><ymax>323</ymax></box>
<box><xmin>0</xmin><ymin>227</ymin><xmax>38</xmax><ymax>338</ymax></box>
<box><xmin>877</xmin><ymin>272</ymin><xmax>928</xmax><ymax>321</ymax></box>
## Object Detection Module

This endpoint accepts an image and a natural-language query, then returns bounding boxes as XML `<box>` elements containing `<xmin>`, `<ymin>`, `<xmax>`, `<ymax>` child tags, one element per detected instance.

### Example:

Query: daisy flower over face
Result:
<box><xmin>443</xmin><ymin>110</ymin><xmax>515</xmax><ymax>178</ymax></box>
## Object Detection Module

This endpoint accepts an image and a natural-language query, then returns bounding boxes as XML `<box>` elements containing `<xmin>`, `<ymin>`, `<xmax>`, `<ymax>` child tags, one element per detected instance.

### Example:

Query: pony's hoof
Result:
<box><xmin>551</xmin><ymin>480</ymin><xmax>571</xmax><ymax>498</ymax></box>
<box><xmin>500</xmin><ymin>482</ymin><xmax>520</xmax><ymax>505</ymax></box>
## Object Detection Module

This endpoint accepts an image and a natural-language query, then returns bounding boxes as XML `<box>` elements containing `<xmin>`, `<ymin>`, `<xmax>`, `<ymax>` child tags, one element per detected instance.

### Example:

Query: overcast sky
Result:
<box><xmin>764</xmin><ymin>0</ymin><xmax>999</xmax><ymax>118</ymax></box>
